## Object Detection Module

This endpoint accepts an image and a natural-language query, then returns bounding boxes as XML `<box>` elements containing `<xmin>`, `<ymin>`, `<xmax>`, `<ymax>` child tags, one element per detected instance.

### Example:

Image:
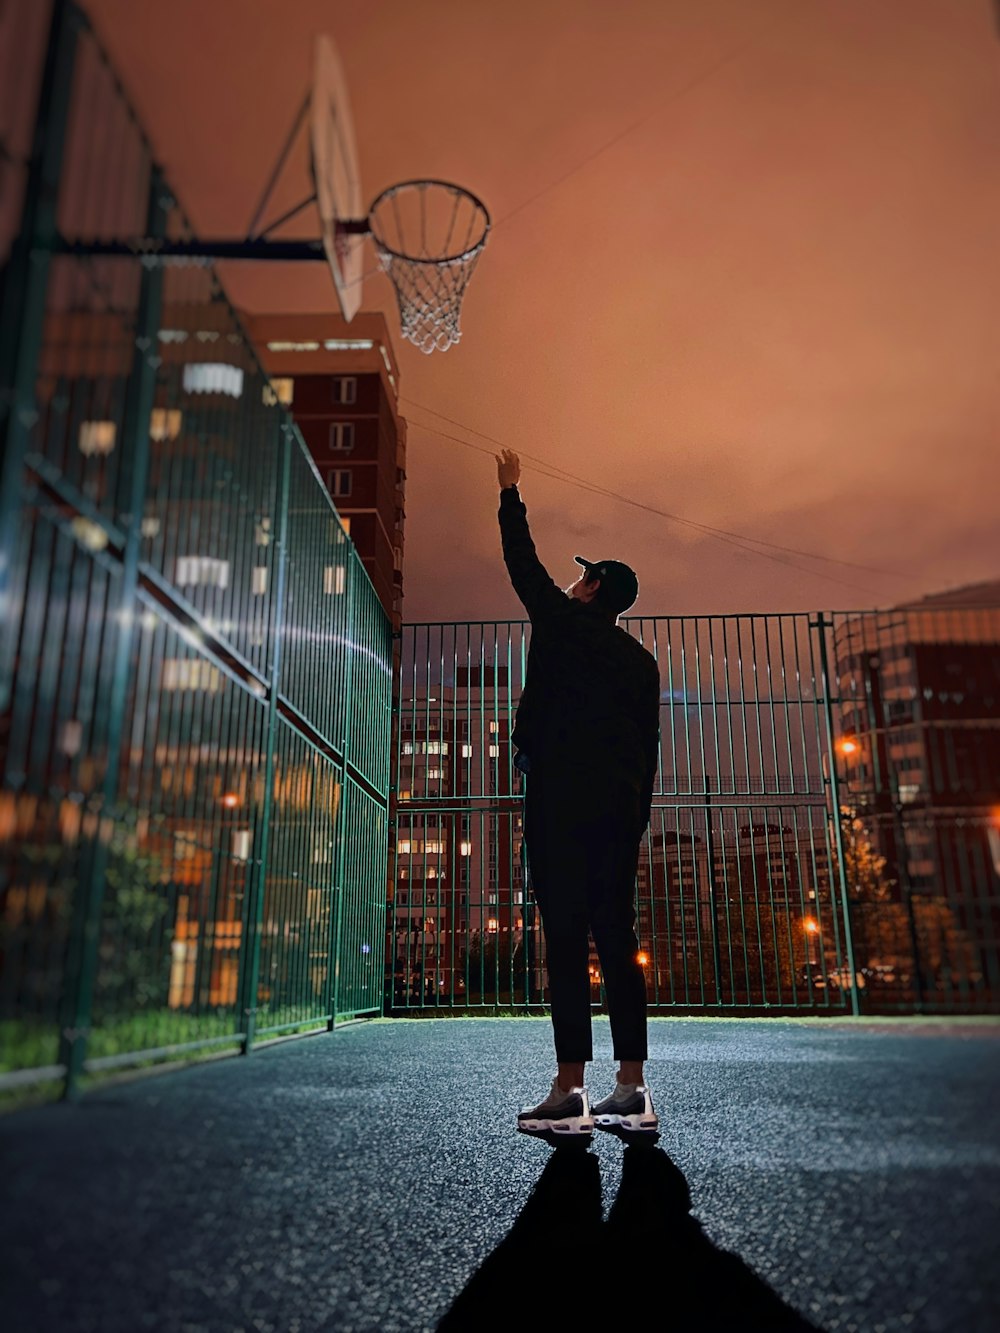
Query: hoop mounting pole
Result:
<box><xmin>336</xmin><ymin>218</ymin><xmax>371</xmax><ymax>236</ymax></box>
<box><xmin>52</xmin><ymin>236</ymin><xmax>329</xmax><ymax>262</ymax></box>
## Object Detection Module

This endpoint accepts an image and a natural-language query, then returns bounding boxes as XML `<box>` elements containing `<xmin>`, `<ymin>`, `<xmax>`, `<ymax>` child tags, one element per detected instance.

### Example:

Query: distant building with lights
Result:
<box><xmin>392</xmin><ymin>668</ymin><xmax>535</xmax><ymax>1007</ymax></box>
<box><xmin>243</xmin><ymin>311</ymin><xmax>407</xmax><ymax>631</ymax></box>
<box><xmin>833</xmin><ymin>582</ymin><xmax>1000</xmax><ymax>999</ymax></box>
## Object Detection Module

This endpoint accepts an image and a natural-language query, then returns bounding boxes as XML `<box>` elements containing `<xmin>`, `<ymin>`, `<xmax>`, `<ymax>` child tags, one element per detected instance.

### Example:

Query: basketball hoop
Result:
<box><xmin>364</xmin><ymin>180</ymin><xmax>491</xmax><ymax>355</ymax></box>
<box><xmin>67</xmin><ymin>43</ymin><xmax>494</xmax><ymax>356</ymax></box>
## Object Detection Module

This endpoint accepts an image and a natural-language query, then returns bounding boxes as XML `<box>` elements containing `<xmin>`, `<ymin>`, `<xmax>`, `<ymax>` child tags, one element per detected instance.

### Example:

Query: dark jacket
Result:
<box><xmin>498</xmin><ymin>485</ymin><xmax>661</xmax><ymax>835</ymax></box>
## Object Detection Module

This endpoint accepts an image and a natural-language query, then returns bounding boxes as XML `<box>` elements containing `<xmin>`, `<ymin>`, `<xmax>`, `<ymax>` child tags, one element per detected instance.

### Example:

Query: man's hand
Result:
<box><xmin>496</xmin><ymin>448</ymin><xmax>521</xmax><ymax>490</ymax></box>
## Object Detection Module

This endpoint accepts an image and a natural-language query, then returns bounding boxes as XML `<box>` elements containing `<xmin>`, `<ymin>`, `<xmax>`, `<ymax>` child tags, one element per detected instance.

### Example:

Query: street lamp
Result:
<box><xmin>989</xmin><ymin>809</ymin><xmax>1000</xmax><ymax>878</ymax></box>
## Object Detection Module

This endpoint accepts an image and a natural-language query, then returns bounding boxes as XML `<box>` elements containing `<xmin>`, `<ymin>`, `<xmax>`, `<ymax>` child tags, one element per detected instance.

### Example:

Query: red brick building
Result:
<box><xmin>244</xmin><ymin>312</ymin><xmax>407</xmax><ymax>629</ymax></box>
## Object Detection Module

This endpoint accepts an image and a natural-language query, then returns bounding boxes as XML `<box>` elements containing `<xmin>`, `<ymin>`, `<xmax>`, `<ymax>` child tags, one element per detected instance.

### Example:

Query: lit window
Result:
<box><xmin>329</xmin><ymin>422</ymin><xmax>355</xmax><ymax>451</ymax></box>
<box><xmin>252</xmin><ymin>567</ymin><xmax>268</xmax><ymax>595</ymax></box>
<box><xmin>182</xmin><ymin>363</ymin><xmax>244</xmax><ymax>398</ymax></box>
<box><xmin>255</xmin><ymin>518</ymin><xmax>271</xmax><ymax>546</ymax></box>
<box><xmin>328</xmin><ymin>469</ymin><xmax>352</xmax><ymax>498</ymax></box>
<box><xmin>141</xmin><ymin>515</ymin><xmax>160</xmax><ymax>538</ymax></box>
<box><xmin>158</xmin><ymin>329</ymin><xmax>188</xmax><ymax>343</ymax></box>
<box><xmin>425</xmin><ymin>768</ymin><xmax>443</xmax><ymax>780</ymax></box>
<box><xmin>323</xmin><ymin>565</ymin><xmax>347</xmax><ymax>595</ymax></box>
<box><xmin>397</xmin><ymin>840</ymin><xmax>411</xmax><ymax>854</ymax></box>
<box><xmin>78</xmin><ymin>420</ymin><xmax>116</xmax><ymax>456</ymax></box>
<box><xmin>162</xmin><ymin>659</ymin><xmax>221</xmax><ymax>691</ymax></box>
<box><xmin>460</xmin><ymin>841</ymin><xmax>472</xmax><ymax>856</ymax></box>
<box><xmin>173</xmin><ymin>829</ymin><xmax>199</xmax><ymax>860</ymax></box>
<box><xmin>461</xmin><ymin>744</ymin><xmax>473</xmax><ymax>758</ymax></box>
<box><xmin>332</xmin><ymin>376</ymin><xmax>357</xmax><ymax>405</ymax></box>
<box><xmin>60</xmin><ymin>720</ymin><xmax>83</xmax><ymax>756</ymax></box>
<box><xmin>70</xmin><ymin>516</ymin><xmax>108</xmax><ymax>551</ymax></box>
<box><xmin>175</xmin><ymin>555</ymin><xmax>230</xmax><ymax>589</ymax></box>
<box><xmin>487</xmin><ymin>917</ymin><xmax>498</xmax><ymax>933</ymax></box>
<box><xmin>231</xmin><ymin>830</ymin><xmax>252</xmax><ymax>861</ymax></box>
<box><xmin>262</xmin><ymin>378</ymin><xmax>294</xmax><ymax>407</ymax></box>
<box><xmin>265</xmin><ymin>341</ymin><xmax>320</xmax><ymax>352</ymax></box>
<box><xmin>149</xmin><ymin>408</ymin><xmax>182</xmax><ymax>441</ymax></box>
<box><xmin>324</xmin><ymin>339</ymin><xmax>373</xmax><ymax>351</ymax></box>
<box><xmin>340</xmin><ymin>516</ymin><xmax>351</xmax><ymax>536</ymax></box>
<box><xmin>379</xmin><ymin>344</ymin><xmax>398</xmax><ymax>393</ymax></box>
<box><xmin>489</xmin><ymin>720</ymin><xmax>499</xmax><ymax>733</ymax></box>
<box><xmin>489</xmin><ymin>745</ymin><xmax>499</xmax><ymax>758</ymax></box>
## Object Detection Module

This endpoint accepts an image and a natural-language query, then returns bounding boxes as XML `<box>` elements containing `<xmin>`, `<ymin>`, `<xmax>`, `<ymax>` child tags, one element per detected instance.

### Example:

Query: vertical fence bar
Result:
<box><xmin>57</xmin><ymin>164</ymin><xmax>168</xmax><ymax>1098</ymax></box>
<box><xmin>237</xmin><ymin>419</ymin><xmax>291</xmax><ymax>1053</ymax></box>
<box><xmin>329</xmin><ymin>546</ymin><xmax>357</xmax><ymax>1026</ymax></box>
<box><xmin>0</xmin><ymin>0</ymin><xmax>77</xmax><ymax>714</ymax></box>
<box><xmin>815</xmin><ymin>613</ymin><xmax>861</xmax><ymax>1017</ymax></box>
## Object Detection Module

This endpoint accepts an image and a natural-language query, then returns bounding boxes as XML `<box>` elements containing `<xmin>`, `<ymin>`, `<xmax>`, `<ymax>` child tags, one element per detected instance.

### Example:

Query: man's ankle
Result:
<box><xmin>557</xmin><ymin>1064</ymin><xmax>586</xmax><ymax>1092</ymax></box>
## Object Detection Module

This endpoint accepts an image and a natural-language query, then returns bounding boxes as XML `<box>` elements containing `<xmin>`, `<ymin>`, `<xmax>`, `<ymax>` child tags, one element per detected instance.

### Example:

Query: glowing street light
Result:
<box><xmin>837</xmin><ymin>737</ymin><xmax>859</xmax><ymax>758</ymax></box>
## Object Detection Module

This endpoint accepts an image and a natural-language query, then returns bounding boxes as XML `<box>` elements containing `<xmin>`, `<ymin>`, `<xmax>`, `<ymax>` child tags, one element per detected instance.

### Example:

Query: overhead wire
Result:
<box><xmin>343</xmin><ymin>4</ymin><xmax>789</xmax><ymax>288</ymax></box>
<box><xmin>403</xmin><ymin>409</ymin><xmax>888</xmax><ymax>599</ymax></box>
<box><xmin>402</xmin><ymin>396</ymin><xmax>903</xmax><ymax>594</ymax></box>
<box><xmin>494</xmin><ymin>8</ymin><xmax>787</xmax><ymax>231</ymax></box>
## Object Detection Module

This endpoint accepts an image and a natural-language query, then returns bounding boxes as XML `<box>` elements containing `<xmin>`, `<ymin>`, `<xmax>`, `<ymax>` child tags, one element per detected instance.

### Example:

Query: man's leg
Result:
<box><xmin>525</xmin><ymin>777</ymin><xmax>594</xmax><ymax>1084</ymax></box>
<box><xmin>587</xmin><ymin>811</ymin><xmax>648</xmax><ymax>1072</ymax></box>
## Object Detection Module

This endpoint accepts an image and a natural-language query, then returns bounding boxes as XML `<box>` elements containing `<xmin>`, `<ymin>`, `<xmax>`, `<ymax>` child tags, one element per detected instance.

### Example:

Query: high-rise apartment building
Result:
<box><xmin>833</xmin><ymin>582</ymin><xmax>1000</xmax><ymax>1002</ymax></box>
<box><xmin>392</xmin><ymin>668</ymin><xmax>535</xmax><ymax>1007</ymax></box>
<box><xmin>244</xmin><ymin>312</ymin><xmax>407</xmax><ymax>629</ymax></box>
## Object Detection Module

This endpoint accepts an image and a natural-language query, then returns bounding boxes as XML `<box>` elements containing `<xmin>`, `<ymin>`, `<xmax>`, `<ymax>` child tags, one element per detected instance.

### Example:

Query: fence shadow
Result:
<box><xmin>436</xmin><ymin>1138</ymin><xmax>824</xmax><ymax>1332</ymax></box>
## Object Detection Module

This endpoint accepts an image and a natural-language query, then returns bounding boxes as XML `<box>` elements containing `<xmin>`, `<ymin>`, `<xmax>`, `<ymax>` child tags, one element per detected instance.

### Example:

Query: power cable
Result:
<box><xmin>403</xmin><ymin>412</ymin><xmax>885</xmax><ymax>599</ymax></box>
<box><xmin>402</xmin><ymin>396</ymin><xmax>902</xmax><ymax>582</ymax></box>
<box><xmin>494</xmin><ymin>8</ymin><xmax>787</xmax><ymax>231</ymax></box>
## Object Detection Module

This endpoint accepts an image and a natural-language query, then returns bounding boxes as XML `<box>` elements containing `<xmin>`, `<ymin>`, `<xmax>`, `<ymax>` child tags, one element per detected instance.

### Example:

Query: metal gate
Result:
<box><xmin>390</xmin><ymin>609</ymin><xmax>999</xmax><ymax>1015</ymax></box>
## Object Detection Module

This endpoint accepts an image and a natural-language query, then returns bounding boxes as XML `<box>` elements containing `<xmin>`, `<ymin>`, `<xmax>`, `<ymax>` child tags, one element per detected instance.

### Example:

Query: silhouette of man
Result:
<box><xmin>496</xmin><ymin>449</ymin><xmax>661</xmax><ymax>1138</ymax></box>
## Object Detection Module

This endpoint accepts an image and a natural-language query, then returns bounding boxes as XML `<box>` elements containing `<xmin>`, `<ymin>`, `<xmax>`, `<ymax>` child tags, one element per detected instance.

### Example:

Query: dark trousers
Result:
<box><xmin>523</xmin><ymin>766</ymin><xmax>648</xmax><ymax>1065</ymax></box>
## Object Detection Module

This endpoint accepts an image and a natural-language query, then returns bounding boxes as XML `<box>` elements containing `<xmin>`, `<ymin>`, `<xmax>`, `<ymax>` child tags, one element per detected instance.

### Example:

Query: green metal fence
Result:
<box><xmin>0</xmin><ymin>1</ymin><xmax>392</xmax><ymax>1099</ymax></box>
<box><xmin>390</xmin><ymin>611</ymin><xmax>1000</xmax><ymax>1015</ymax></box>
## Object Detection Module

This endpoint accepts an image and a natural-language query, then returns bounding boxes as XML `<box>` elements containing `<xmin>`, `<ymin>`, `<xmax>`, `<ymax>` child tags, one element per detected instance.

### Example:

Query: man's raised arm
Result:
<box><xmin>496</xmin><ymin>449</ymin><xmax>568</xmax><ymax>622</ymax></box>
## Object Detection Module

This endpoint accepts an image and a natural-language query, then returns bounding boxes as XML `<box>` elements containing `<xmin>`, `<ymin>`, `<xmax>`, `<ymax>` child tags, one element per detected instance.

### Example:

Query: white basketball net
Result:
<box><xmin>368</xmin><ymin>181</ymin><xmax>490</xmax><ymax>355</ymax></box>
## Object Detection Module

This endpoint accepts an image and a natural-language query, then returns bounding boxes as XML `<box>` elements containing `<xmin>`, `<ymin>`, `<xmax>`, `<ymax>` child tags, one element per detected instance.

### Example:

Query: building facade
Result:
<box><xmin>244</xmin><ymin>312</ymin><xmax>407</xmax><ymax>630</ymax></box>
<box><xmin>833</xmin><ymin>583</ymin><xmax>1000</xmax><ymax>1005</ymax></box>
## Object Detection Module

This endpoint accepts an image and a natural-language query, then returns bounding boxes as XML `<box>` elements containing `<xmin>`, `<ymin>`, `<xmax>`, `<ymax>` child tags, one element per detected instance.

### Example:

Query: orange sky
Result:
<box><xmin>87</xmin><ymin>0</ymin><xmax>1000</xmax><ymax>621</ymax></box>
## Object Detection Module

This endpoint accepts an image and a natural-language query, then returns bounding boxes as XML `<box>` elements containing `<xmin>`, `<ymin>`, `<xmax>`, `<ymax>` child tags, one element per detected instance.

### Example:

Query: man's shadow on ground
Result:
<box><xmin>437</xmin><ymin>1136</ymin><xmax>824</xmax><ymax>1331</ymax></box>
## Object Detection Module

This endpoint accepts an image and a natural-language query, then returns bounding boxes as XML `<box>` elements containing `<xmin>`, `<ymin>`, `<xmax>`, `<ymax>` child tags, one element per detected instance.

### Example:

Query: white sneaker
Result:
<box><xmin>517</xmin><ymin>1078</ymin><xmax>595</xmax><ymax>1137</ymax></box>
<box><xmin>592</xmin><ymin>1083</ymin><xmax>658</xmax><ymax>1134</ymax></box>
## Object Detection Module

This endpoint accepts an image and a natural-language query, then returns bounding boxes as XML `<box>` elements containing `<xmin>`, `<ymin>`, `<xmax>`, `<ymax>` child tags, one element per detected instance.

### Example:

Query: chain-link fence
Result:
<box><xmin>0</xmin><ymin>1</ymin><xmax>392</xmax><ymax>1100</ymax></box>
<box><xmin>390</xmin><ymin>609</ymin><xmax>999</xmax><ymax>1015</ymax></box>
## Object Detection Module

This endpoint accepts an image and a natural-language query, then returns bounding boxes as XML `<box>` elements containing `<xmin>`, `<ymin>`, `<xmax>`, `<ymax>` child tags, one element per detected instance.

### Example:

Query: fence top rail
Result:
<box><xmin>401</xmin><ymin>604</ymin><xmax>1000</xmax><ymax>629</ymax></box>
<box><xmin>402</xmin><ymin>611</ymin><xmax>843</xmax><ymax>629</ymax></box>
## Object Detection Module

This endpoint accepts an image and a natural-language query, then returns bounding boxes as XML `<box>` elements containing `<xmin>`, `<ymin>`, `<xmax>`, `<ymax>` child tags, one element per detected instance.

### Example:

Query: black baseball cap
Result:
<box><xmin>574</xmin><ymin>555</ymin><xmax>639</xmax><ymax>614</ymax></box>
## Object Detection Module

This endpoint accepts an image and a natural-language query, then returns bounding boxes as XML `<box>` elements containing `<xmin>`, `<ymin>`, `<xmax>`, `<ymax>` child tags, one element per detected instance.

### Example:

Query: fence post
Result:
<box><xmin>328</xmin><ymin>542</ymin><xmax>358</xmax><ymax>1027</ymax></box>
<box><xmin>56</xmin><ymin>164</ymin><xmax>169</xmax><ymax>1098</ymax></box>
<box><xmin>0</xmin><ymin>0</ymin><xmax>78</xmax><ymax>714</ymax></box>
<box><xmin>237</xmin><ymin>419</ymin><xmax>293</xmax><ymax>1053</ymax></box>
<box><xmin>861</xmin><ymin>643</ymin><xmax>926</xmax><ymax>1012</ymax></box>
<box><xmin>815</xmin><ymin>613</ymin><xmax>861</xmax><ymax>1017</ymax></box>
